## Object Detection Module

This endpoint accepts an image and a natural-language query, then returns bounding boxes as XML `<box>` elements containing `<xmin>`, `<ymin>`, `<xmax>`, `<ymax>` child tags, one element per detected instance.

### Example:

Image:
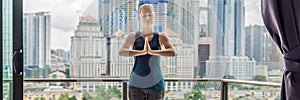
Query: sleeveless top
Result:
<box><xmin>128</xmin><ymin>31</ymin><xmax>164</xmax><ymax>90</ymax></box>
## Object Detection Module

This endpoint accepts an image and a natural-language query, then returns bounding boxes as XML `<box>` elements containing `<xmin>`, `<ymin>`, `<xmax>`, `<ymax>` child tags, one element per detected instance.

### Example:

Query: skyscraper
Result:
<box><xmin>167</xmin><ymin>0</ymin><xmax>201</xmax><ymax>44</ymax></box>
<box><xmin>206</xmin><ymin>0</ymin><xmax>254</xmax><ymax>79</ymax></box>
<box><xmin>3</xmin><ymin>0</ymin><xmax>13</xmax><ymax>99</ymax></box>
<box><xmin>245</xmin><ymin>25</ymin><xmax>266</xmax><ymax>62</ymax></box>
<box><xmin>208</xmin><ymin>0</ymin><xmax>245</xmax><ymax>56</ymax></box>
<box><xmin>70</xmin><ymin>16</ymin><xmax>107</xmax><ymax>92</ymax></box>
<box><xmin>23</xmin><ymin>12</ymin><xmax>51</xmax><ymax>78</ymax></box>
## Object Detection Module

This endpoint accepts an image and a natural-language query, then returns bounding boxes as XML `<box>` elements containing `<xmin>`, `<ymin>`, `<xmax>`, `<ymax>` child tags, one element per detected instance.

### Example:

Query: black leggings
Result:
<box><xmin>129</xmin><ymin>88</ymin><xmax>164</xmax><ymax>100</ymax></box>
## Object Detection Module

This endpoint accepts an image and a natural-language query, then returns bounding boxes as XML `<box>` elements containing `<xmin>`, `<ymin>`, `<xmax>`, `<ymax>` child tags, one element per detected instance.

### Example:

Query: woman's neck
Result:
<box><xmin>140</xmin><ymin>26</ymin><xmax>154</xmax><ymax>36</ymax></box>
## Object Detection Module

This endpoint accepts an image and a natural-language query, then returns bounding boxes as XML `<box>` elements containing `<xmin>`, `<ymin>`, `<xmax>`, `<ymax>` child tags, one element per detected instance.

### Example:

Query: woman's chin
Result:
<box><xmin>143</xmin><ymin>23</ymin><xmax>152</xmax><ymax>26</ymax></box>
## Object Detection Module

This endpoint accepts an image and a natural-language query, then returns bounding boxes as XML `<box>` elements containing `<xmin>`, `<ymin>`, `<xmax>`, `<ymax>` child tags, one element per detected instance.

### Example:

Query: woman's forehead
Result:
<box><xmin>139</xmin><ymin>5</ymin><xmax>153</xmax><ymax>13</ymax></box>
<box><xmin>140</xmin><ymin>9</ymin><xmax>153</xmax><ymax>14</ymax></box>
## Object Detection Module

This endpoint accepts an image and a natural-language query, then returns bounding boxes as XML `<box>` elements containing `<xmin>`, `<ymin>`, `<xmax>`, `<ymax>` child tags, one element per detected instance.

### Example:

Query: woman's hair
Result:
<box><xmin>139</xmin><ymin>4</ymin><xmax>154</xmax><ymax>13</ymax></box>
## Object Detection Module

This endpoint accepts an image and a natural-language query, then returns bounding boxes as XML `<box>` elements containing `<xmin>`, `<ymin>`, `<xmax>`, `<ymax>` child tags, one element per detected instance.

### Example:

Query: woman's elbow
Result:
<box><xmin>171</xmin><ymin>52</ymin><xmax>176</xmax><ymax>56</ymax></box>
<box><xmin>119</xmin><ymin>50</ymin><xmax>130</xmax><ymax>56</ymax></box>
<box><xmin>168</xmin><ymin>51</ymin><xmax>176</xmax><ymax>56</ymax></box>
<box><xmin>119</xmin><ymin>50</ymin><xmax>124</xmax><ymax>56</ymax></box>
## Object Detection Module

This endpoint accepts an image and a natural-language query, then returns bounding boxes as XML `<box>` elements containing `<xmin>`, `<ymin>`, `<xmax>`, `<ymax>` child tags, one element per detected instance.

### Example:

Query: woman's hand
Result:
<box><xmin>147</xmin><ymin>39</ymin><xmax>154</xmax><ymax>55</ymax></box>
<box><xmin>142</xmin><ymin>37</ymin><xmax>149</xmax><ymax>55</ymax></box>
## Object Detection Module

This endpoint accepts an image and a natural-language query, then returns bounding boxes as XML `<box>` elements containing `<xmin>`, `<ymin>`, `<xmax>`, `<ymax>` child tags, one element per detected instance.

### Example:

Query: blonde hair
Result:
<box><xmin>139</xmin><ymin>4</ymin><xmax>154</xmax><ymax>13</ymax></box>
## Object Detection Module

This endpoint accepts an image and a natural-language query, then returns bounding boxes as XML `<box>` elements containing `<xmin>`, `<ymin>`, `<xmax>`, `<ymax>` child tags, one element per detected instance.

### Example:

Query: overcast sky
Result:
<box><xmin>24</xmin><ymin>0</ymin><xmax>263</xmax><ymax>51</ymax></box>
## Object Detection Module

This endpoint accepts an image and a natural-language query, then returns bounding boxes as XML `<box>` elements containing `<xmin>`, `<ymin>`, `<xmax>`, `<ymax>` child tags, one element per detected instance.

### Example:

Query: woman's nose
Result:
<box><xmin>146</xmin><ymin>16</ymin><xmax>150</xmax><ymax>20</ymax></box>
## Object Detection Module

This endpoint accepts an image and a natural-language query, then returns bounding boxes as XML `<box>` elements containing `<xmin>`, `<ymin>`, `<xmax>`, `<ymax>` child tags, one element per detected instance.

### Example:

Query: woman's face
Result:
<box><xmin>139</xmin><ymin>6</ymin><xmax>154</xmax><ymax>26</ymax></box>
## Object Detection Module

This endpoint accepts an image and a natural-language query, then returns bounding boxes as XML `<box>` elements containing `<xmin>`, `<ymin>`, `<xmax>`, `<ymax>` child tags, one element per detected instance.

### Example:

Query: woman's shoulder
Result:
<box><xmin>126</xmin><ymin>32</ymin><xmax>136</xmax><ymax>38</ymax></box>
<box><xmin>157</xmin><ymin>32</ymin><xmax>168</xmax><ymax>39</ymax></box>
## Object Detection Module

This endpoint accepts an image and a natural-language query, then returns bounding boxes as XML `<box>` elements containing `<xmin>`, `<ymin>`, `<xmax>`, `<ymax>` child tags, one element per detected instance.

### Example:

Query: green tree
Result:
<box><xmin>40</xmin><ymin>97</ymin><xmax>46</xmax><ymax>100</ymax></box>
<box><xmin>93</xmin><ymin>86</ymin><xmax>122</xmax><ymax>100</ymax></box>
<box><xmin>82</xmin><ymin>92</ymin><xmax>93</xmax><ymax>100</ymax></box>
<box><xmin>193</xmin><ymin>82</ymin><xmax>206</xmax><ymax>90</ymax></box>
<box><xmin>253</xmin><ymin>75</ymin><xmax>267</xmax><ymax>81</ymax></box>
<box><xmin>93</xmin><ymin>86</ymin><xmax>106</xmax><ymax>100</ymax></box>
<box><xmin>107</xmin><ymin>86</ymin><xmax>122</xmax><ymax>98</ymax></box>
<box><xmin>58</xmin><ymin>93</ymin><xmax>70</xmax><ymax>100</ymax></box>
<box><xmin>69</xmin><ymin>96</ymin><xmax>77</xmax><ymax>100</ymax></box>
<box><xmin>34</xmin><ymin>97</ymin><xmax>46</xmax><ymax>100</ymax></box>
<box><xmin>184</xmin><ymin>88</ymin><xmax>206</xmax><ymax>100</ymax></box>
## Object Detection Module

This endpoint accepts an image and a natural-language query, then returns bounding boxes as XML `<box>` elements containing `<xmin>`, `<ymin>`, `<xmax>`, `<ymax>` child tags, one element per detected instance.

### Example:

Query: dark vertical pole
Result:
<box><xmin>13</xmin><ymin>0</ymin><xmax>23</xmax><ymax>99</ymax></box>
<box><xmin>122</xmin><ymin>82</ymin><xmax>127</xmax><ymax>100</ymax></box>
<box><xmin>221</xmin><ymin>82</ymin><xmax>228</xmax><ymax>100</ymax></box>
<box><xmin>107</xmin><ymin>37</ymin><xmax>111</xmax><ymax>75</ymax></box>
<box><xmin>0</xmin><ymin>0</ymin><xmax>3</xmax><ymax>98</ymax></box>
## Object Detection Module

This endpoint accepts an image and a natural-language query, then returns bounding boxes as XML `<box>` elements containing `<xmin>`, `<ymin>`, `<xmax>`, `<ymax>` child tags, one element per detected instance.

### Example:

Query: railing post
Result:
<box><xmin>221</xmin><ymin>82</ymin><xmax>228</xmax><ymax>100</ymax></box>
<box><xmin>122</xmin><ymin>82</ymin><xmax>128</xmax><ymax>100</ymax></box>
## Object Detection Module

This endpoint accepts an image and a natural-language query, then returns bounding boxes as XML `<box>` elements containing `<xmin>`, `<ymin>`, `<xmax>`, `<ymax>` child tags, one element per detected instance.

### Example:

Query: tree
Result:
<box><xmin>41</xmin><ymin>97</ymin><xmax>46</xmax><ymax>100</ymax></box>
<box><xmin>184</xmin><ymin>88</ymin><xmax>206</xmax><ymax>100</ymax></box>
<box><xmin>34</xmin><ymin>97</ymin><xmax>46</xmax><ymax>100</ymax></box>
<box><xmin>93</xmin><ymin>86</ymin><xmax>122</xmax><ymax>100</ymax></box>
<box><xmin>253</xmin><ymin>75</ymin><xmax>267</xmax><ymax>81</ymax></box>
<box><xmin>82</xmin><ymin>92</ymin><xmax>93</xmax><ymax>100</ymax></box>
<box><xmin>58</xmin><ymin>93</ymin><xmax>70</xmax><ymax>100</ymax></box>
<box><xmin>69</xmin><ymin>96</ymin><xmax>77</xmax><ymax>100</ymax></box>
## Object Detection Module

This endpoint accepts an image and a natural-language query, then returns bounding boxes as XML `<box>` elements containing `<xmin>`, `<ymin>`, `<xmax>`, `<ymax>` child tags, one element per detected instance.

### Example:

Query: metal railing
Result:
<box><xmin>23</xmin><ymin>78</ymin><xmax>281</xmax><ymax>100</ymax></box>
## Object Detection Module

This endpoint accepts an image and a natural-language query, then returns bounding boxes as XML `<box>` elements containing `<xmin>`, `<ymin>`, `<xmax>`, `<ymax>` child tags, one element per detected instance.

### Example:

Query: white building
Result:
<box><xmin>206</xmin><ymin>56</ymin><xmax>256</xmax><ymax>80</ymax></box>
<box><xmin>161</xmin><ymin>29</ymin><xmax>195</xmax><ymax>93</ymax></box>
<box><xmin>110</xmin><ymin>30</ymin><xmax>134</xmax><ymax>77</ymax></box>
<box><xmin>23</xmin><ymin>12</ymin><xmax>51</xmax><ymax>69</ymax></box>
<box><xmin>70</xmin><ymin>16</ymin><xmax>108</xmax><ymax>92</ymax></box>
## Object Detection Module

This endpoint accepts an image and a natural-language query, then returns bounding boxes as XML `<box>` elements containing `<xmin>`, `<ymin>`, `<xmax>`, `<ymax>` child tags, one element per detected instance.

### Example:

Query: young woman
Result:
<box><xmin>119</xmin><ymin>4</ymin><xmax>176</xmax><ymax>100</ymax></box>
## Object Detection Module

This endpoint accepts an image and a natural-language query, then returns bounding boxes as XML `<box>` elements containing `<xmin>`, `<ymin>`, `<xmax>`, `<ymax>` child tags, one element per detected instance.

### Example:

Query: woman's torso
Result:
<box><xmin>128</xmin><ymin>31</ymin><xmax>164</xmax><ymax>90</ymax></box>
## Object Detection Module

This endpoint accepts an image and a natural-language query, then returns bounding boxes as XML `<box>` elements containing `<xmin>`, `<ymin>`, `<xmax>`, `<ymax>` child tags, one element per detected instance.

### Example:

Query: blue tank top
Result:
<box><xmin>128</xmin><ymin>31</ymin><xmax>164</xmax><ymax>90</ymax></box>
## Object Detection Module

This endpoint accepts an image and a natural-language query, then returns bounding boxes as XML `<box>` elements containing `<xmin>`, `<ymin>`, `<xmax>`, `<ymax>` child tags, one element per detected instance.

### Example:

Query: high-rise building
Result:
<box><xmin>2</xmin><ymin>0</ymin><xmax>13</xmax><ymax>99</ymax></box>
<box><xmin>23</xmin><ymin>12</ymin><xmax>51</xmax><ymax>78</ymax></box>
<box><xmin>245</xmin><ymin>25</ymin><xmax>266</xmax><ymax>62</ymax></box>
<box><xmin>208</xmin><ymin>0</ymin><xmax>245</xmax><ymax>56</ymax></box>
<box><xmin>167</xmin><ymin>0</ymin><xmax>202</xmax><ymax>44</ymax></box>
<box><xmin>206</xmin><ymin>0</ymin><xmax>247</xmax><ymax>79</ymax></box>
<box><xmin>70</xmin><ymin>16</ymin><xmax>108</xmax><ymax>92</ymax></box>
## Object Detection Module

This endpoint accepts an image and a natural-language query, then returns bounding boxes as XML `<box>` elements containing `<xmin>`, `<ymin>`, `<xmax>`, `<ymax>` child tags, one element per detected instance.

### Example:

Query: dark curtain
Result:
<box><xmin>261</xmin><ymin>0</ymin><xmax>300</xmax><ymax>100</ymax></box>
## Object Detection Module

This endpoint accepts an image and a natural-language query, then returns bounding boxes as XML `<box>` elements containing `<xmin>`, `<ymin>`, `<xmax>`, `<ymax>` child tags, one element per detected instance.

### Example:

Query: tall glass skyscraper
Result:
<box><xmin>245</xmin><ymin>25</ymin><xmax>266</xmax><ymax>62</ymax></box>
<box><xmin>23</xmin><ymin>12</ymin><xmax>51</xmax><ymax>78</ymax></box>
<box><xmin>2</xmin><ymin>0</ymin><xmax>13</xmax><ymax>99</ymax></box>
<box><xmin>208</xmin><ymin>0</ymin><xmax>245</xmax><ymax>56</ymax></box>
<box><xmin>206</xmin><ymin>0</ymin><xmax>254</xmax><ymax>80</ymax></box>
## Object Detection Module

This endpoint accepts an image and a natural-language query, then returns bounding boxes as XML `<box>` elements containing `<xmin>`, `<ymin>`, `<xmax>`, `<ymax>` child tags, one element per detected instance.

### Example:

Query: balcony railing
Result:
<box><xmin>22</xmin><ymin>78</ymin><xmax>281</xmax><ymax>100</ymax></box>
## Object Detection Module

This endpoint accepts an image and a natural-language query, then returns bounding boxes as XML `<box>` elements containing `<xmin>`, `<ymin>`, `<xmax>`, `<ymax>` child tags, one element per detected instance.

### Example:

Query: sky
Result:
<box><xmin>24</xmin><ymin>0</ymin><xmax>263</xmax><ymax>51</ymax></box>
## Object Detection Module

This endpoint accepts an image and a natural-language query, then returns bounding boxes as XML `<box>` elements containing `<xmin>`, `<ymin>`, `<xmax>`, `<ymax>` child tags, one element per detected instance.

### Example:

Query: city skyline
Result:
<box><xmin>24</xmin><ymin>0</ymin><xmax>264</xmax><ymax>50</ymax></box>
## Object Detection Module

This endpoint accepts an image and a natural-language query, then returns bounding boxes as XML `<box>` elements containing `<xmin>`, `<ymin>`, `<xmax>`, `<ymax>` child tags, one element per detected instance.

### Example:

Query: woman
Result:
<box><xmin>119</xmin><ymin>4</ymin><xmax>176</xmax><ymax>100</ymax></box>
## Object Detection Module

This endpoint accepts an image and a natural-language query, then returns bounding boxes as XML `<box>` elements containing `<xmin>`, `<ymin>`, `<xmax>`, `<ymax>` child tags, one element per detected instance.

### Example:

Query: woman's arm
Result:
<box><xmin>148</xmin><ymin>33</ymin><xmax>176</xmax><ymax>56</ymax></box>
<box><xmin>119</xmin><ymin>33</ymin><xmax>148</xmax><ymax>56</ymax></box>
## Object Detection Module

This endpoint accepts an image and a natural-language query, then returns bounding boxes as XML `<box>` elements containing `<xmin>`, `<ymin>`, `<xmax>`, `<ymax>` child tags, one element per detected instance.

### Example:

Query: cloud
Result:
<box><xmin>24</xmin><ymin>0</ymin><xmax>95</xmax><ymax>32</ymax></box>
<box><xmin>24</xmin><ymin>0</ymin><xmax>95</xmax><ymax>50</ymax></box>
<box><xmin>244</xmin><ymin>0</ymin><xmax>264</xmax><ymax>26</ymax></box>
<box><xmin>51</xmin><ymin>28</ymin><xmax>73</xmax><ymax>50</ymax></box>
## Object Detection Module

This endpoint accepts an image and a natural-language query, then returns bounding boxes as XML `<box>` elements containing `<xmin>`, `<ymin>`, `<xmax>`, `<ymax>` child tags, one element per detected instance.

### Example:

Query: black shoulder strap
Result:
<box><xmin>155</xmin><ymin>32</ymin><xmax>159</xmax><ymax>39</ymax></box>
<box><xmin>135</xmin><ymin>31</ymin><xmax>141</xmax><ymax>39</ymax></box>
